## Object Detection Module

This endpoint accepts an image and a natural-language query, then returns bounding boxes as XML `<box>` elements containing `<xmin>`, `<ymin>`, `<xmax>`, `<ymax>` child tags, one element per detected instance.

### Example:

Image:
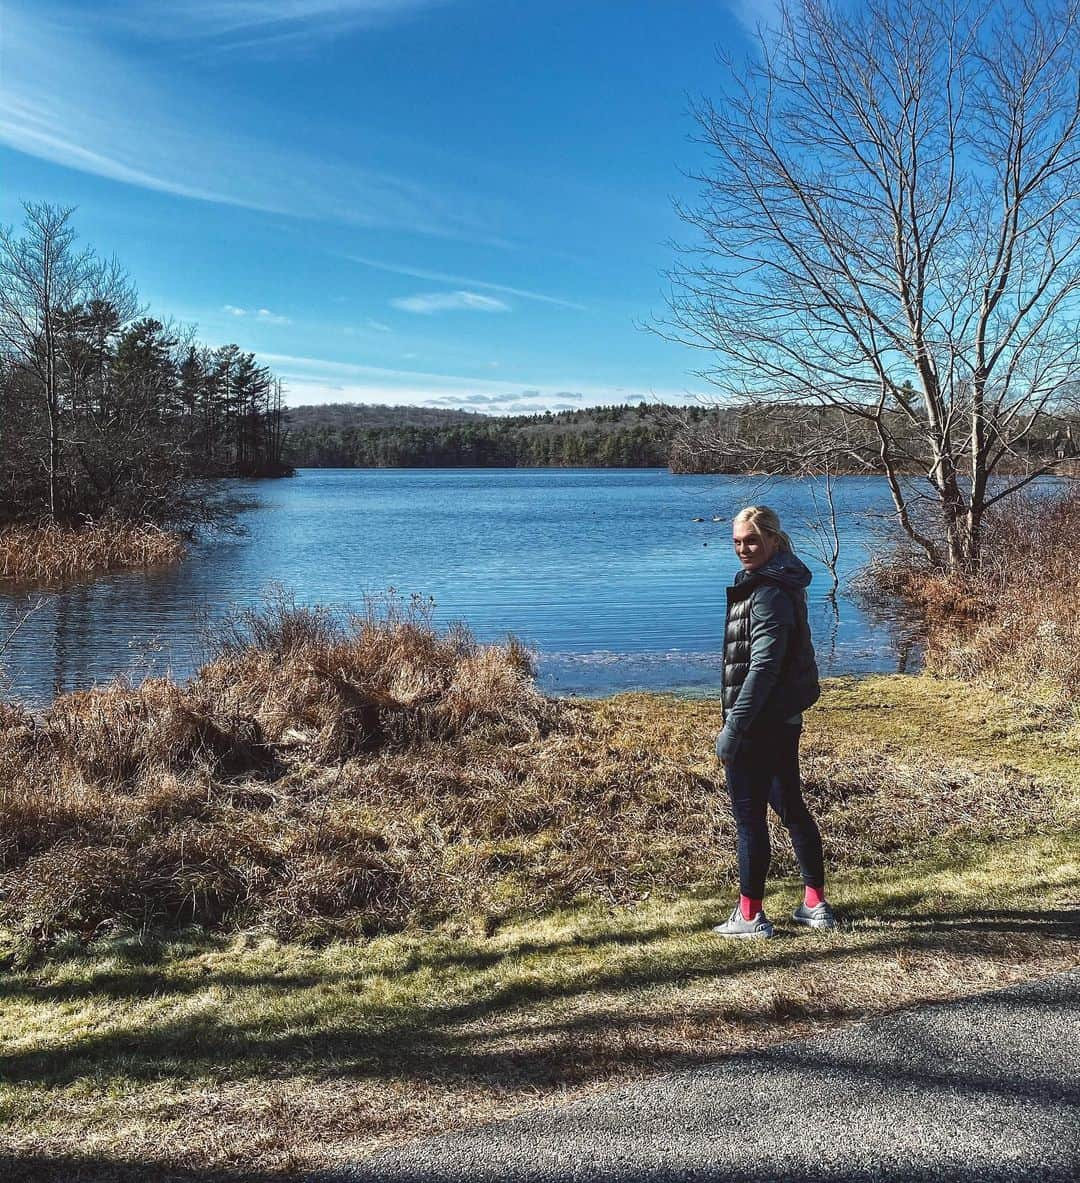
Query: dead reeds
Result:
<box><xmin>0</xmin><ymin>589</ymin><xmax>1060</xmax><ymax>952</ymax></box>
<box><xmin>864</xmin><ymin>486</ymin><xmax>1080</xmax><ymax>706</ymax></box>
<box><xmin>0</xmin><ymin>520</ymin><xmax>185</xmax><ymax>583</ymax></box>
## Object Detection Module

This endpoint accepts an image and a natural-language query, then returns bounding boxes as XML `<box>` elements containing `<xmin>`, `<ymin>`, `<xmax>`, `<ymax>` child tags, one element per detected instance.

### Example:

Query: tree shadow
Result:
<box><xmin>4</xmin><ymin>906</ymin><xmax>1074</xmax><ymax>1089</ymax></box>
<box><xmin>851</xmin><ymin>907</ymin><xmax>1080</xmax><ymax>940</ymax></box>
<box><xmin>0</xmin><ymin>915</ymin><xmax>717</xmax><ymax>1005</ymax></box>
<box><xmin>0</xmin><ymin>934</ymin><xmax>884</xmax><ymax>1086</ymax></box>
<box><xmin>0</xmin><ymin>1158</ymin><xmax>306</xmax><ymax>1183</ymax></box>
<box><xmin>3</xmin><ymin>945</ymin><xmax>1076</xmax><ymax>1182</ymax></box>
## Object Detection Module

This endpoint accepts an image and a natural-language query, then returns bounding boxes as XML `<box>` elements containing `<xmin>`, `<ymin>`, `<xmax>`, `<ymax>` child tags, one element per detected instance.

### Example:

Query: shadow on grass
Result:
<box><xmin>846</xmin><ymin>906</ymin><xmax>1080</xmax><ymax>939</ymax></box>
<box><xmin>7</xmin><ymin>975</ymin><xmax>1080</xmax><ymax>1183</ymax></box>
<box><xmin>0</xmin><ymin>916</ymin><xmax>715</xmax><ymax>1005</ymax></box>
<box><xmin>0</xmin><ymin>1159</ymin><xmax>296</xmax><ymax>1183</ymax></box>
<box><xmin>3</xmin><ymin>904</ymin><xmax>1077</xmax><ymax>1090</ymax></box>
<box><xmin>880</xmin><ymin>907</ymin><xmax>1080</xmax><ymax>932</ymax></box>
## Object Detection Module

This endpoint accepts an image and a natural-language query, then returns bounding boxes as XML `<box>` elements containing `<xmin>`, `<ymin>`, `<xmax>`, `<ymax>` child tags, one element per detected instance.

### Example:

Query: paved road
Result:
<box><xmin>326</xmin><ymin>968</ymin><xmax>1080</xmax><ymax>1183</ymax></box>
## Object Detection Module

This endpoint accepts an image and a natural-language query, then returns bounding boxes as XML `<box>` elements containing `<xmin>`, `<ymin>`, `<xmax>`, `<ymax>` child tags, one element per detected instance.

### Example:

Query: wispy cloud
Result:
<box><xmin>116</xmin><ymin>0</ymin><xmax>449</xmax><ymax>53</ymax></box>
<box><xmin>726</xmin><ymin>0</ymin><xmax>784</xmax><ymax>37</ymax></box>
<box><xmin>0</xmin><ymin>5</ymin><xmax>502</xmax><ymax>241</ymax></box>
<box><xmin>349</xmin><ymin>254</ymin><xmax>587</xmax><ymax>311</ymax></box>
<box><xmin>224</xmin><ymin>304</ymin><xmax>292</xmax><ymax>324</ymax></box>
<box><xmin>390</xmin><ymin>291</ymin><xmax>510</xmax><ymax>314</ymax></box>
<box><xmin>261</xmin><ymin>352</ymin><xmax>518</xmax><ymax>390</ymax></box>
<box><xmin>2</xmin><ymin>91</ymin><xmax>252</xmax><ymax>210</ymax></box>
<box><xmin>258</xmin><ymin>351</ymin><xmax>701</xmax><ymax>412</ymax></box>
<box><xmin>343</xmin><ymin>319</ymin><xmax>394</xmax><ymax>336</ymax></box>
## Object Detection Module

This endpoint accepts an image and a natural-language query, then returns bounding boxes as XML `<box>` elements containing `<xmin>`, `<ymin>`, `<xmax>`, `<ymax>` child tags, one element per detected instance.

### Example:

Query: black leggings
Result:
<box><xmin>724</xmin><ymin>724</ymin><xmax>825</xmax><ymax>899</ymax></box>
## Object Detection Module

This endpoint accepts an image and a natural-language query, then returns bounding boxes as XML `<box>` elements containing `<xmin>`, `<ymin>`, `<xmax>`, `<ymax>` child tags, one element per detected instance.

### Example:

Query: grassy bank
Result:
<box><xmin>2</xmin><ymin>600</ymin><xmax>1075</xmax><ymax>951</ymax></box>
<box><xmin>0</xmin><ymin>522</ymin><xmax>185</xmax><ymax>584</ymax></box>
<box><xmin>0</xmin><ymin>597</ymin><xmax>1077</xmax><ymax>1178</ymax></box>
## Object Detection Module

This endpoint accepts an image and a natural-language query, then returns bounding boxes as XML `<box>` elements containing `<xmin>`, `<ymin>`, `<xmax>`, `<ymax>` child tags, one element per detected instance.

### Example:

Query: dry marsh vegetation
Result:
<box><xmin>861</xmin><ymin>485</ymin><xmax>1080</xmax><ymax>709</ymax></box>
<box><xmin>1</xmin><ymin>596</ymin><xmax>1078</xmax><ymax>1178</ymax></box>
<box><xmin>0</xmin><ymin>521</ymin><xmax>185</xmax><ymax>584</ymax></box>
<box><xmin>1</xmin><ymin>595</ymin><xmax>1071</xmax><ymax>955</ymax></box>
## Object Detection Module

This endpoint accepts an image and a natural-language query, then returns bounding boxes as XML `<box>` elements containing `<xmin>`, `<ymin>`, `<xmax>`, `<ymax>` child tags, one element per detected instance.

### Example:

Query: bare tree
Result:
<box><xmin>663</xmin><ymin>0</ymin><xmax>1080</xmax><ymax>571</ymax></box>
<box><xmin>0</xmin><ymin>203</ymin><xmax>136</xmax><ymax>521</ymax></box>
<box><xmin>805</xmin><ymin>464</ymin><xmax>842</xmax><ymax>597</ymax></box>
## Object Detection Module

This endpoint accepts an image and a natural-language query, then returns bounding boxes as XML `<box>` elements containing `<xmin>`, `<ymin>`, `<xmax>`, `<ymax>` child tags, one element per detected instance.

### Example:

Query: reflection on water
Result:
<box><xmin>0</xmin><ymin>469</ymin><xmax>923</xmax><ymax>705</ymax></box>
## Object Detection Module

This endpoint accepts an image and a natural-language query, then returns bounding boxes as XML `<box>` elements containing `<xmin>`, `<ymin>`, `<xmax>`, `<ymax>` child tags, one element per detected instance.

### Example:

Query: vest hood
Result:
<box><xmin>735</xmin><ymin>550</ymin><xmax>813</xmax><ymax>592</ymax></box>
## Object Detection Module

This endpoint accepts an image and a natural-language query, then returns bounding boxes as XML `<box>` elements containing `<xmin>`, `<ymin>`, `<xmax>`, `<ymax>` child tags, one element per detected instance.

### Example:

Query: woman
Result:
<box><xmin>712</xmin><ymin>505</ymin><xmax>835</xmax><ymax>938</ymax></box>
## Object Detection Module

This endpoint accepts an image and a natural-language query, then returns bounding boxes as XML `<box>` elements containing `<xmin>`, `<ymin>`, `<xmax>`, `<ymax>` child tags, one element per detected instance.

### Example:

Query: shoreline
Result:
<box><xmin>2</xmin><ymin>669</ymin><xmax>1076</xmax><ymax>1178</ymax></box>
<box><xmin>0</xmin><ymin>664</ymin><xmax>924</xmax><ymax>716</ymax></box>
<box><xmin>280</xmin><ymin>460</ymin><xmax>1080</xmax><ymax>477</ymax></box>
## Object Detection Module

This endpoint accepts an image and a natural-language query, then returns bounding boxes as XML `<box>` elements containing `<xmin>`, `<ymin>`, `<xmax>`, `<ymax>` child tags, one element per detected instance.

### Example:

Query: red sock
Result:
<box><xmin>804</xmin><ymin>885</ymin><xmax>826</xmax><ymax>909</ymax></box>
<box><xmin>740</xmin><ymin>894</ymin><xmax>763</xmax><ymax>921</ymax></box>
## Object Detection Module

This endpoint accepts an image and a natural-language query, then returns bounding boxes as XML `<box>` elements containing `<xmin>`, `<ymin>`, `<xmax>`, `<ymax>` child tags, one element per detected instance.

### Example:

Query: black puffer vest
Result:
<box><xmin>722</xmin><ymin>551</ymin><xmax>820</xmax><ymax>728</ymax></box>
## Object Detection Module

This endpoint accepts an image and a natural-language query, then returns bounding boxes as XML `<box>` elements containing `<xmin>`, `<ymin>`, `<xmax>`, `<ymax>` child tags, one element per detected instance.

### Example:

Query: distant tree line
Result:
<box><xmin>283</xmin><ymin>396</ymin><xmax>1079</xmax><ymax>475</ymax></box>
<box><xmin>283</xmin><ymin>403</ymin><xmax>678</xmax><ymax>468</ymax></box>
<box><xmin>666</xmin><ymin>399</ymin><xmax>1080</xmax><ymax>477</ymax></box>
<box><xmin>0</xmin><ymin>203</ymin><xmax>289</xmax><ymax>529</ymax></box>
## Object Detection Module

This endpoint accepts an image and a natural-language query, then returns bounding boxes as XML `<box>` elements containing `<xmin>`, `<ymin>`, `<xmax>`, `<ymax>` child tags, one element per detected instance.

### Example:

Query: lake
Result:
<box><xmin>0</xmin><ymin>469</ymin><xmax>921</xmax><ymax>705</ymax></box>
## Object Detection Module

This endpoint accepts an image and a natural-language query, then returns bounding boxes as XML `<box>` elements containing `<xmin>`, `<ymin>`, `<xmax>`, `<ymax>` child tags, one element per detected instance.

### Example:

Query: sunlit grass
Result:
<box><xmin>816</xmin><ymin>674</ymin><xmax>1080</xmax><ymax>793</ymax></box>
<box><xmin>1</xmin><ymin>830</ymin><xmax>1076</xmax><ymax>1179</ymax></box>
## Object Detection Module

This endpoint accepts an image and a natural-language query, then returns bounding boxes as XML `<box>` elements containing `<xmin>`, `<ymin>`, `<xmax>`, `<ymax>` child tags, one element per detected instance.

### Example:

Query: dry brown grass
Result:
<box><xmin>0</xmin><ymin>594</ymin><xmax>1067</xmax><ymax>954</ymax></box>
<box><xmin>860</xmin><ymin>485</ymin><xmax>1080</xmax><ymax>707</ymax></box>
<box><xmin>0</xmin><ymin>521</ymin><xmax>185</xmax><ymax>583</ymax></box>
<box><xmin>2</xmin><ymin>623</ymin><xmax>1078</xmax><ymax>1179</ymax></box>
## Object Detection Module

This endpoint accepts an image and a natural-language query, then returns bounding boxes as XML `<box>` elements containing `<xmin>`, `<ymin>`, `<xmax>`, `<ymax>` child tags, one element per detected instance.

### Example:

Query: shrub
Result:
<box><xmin>863</xmin><ymin>486</ymin><xmax>1080</xmax><ymax>706</ymax></box>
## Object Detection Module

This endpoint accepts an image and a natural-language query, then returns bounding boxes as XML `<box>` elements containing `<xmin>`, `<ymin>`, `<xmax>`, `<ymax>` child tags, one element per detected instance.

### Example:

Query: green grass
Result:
<box><xmin>816</xmin><ymin>675</ymin><xmax>1080</xmax><ymax>789</ymax></box>
<box><xmin>1</xmin><ymin>674</ymin><xmax>1078</xmax><ymax>1181</ymax></box>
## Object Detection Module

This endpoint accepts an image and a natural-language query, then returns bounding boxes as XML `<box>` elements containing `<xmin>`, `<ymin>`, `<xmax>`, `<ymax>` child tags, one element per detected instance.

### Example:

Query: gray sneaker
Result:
<box><xmin>712</xmin><ymin>905</ymin><xmax>775</xmax><ymax>939</ymax></box>
<box><xmin>793</xmin><ymin>901</ymin><xmax>837</xmax><ymax>930</ymax></box>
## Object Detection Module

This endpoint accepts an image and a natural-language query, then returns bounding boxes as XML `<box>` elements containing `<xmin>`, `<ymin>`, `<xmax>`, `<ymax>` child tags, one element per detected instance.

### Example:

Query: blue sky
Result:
<box><xmin>1</xmin><ymin>1</ymin><xmax>773</xmax><ymax>412</ymax></box>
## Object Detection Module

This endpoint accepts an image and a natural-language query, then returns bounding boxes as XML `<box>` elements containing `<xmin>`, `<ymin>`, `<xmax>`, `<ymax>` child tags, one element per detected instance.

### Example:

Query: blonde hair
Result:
<box><xmin>733</xmin><ymin>505</ymin><xmax>795</xmax><ymax>553</ymax></box>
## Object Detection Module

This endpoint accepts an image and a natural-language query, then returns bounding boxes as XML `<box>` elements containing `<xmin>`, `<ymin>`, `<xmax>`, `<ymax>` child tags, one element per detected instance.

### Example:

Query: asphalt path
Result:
<box><xmin>325</xmin><ymin>967</ymin><xmax>1080</xmax><ymax>1183</ymax></box>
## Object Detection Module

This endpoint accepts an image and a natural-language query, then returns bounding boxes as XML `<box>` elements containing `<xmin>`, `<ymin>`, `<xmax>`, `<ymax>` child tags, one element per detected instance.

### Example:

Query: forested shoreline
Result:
<box><xmin>282</xmin><ymin>399</ymin><xmax>1079</xmax><ymax>474</ymax></box>
<box><xmin>282</xmin><ymin>401</ymin><xmax>674</xmax><ymax>468</ymax></box>
<box><xmin>0</xmin><ymin>204</ymin><xmax>289</xmax><ymax>538</ymax></box>
<box><xmin>2</xmin><ymin>203</ymin><xmax>1075</xmax><ymax>535</ymax></box>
